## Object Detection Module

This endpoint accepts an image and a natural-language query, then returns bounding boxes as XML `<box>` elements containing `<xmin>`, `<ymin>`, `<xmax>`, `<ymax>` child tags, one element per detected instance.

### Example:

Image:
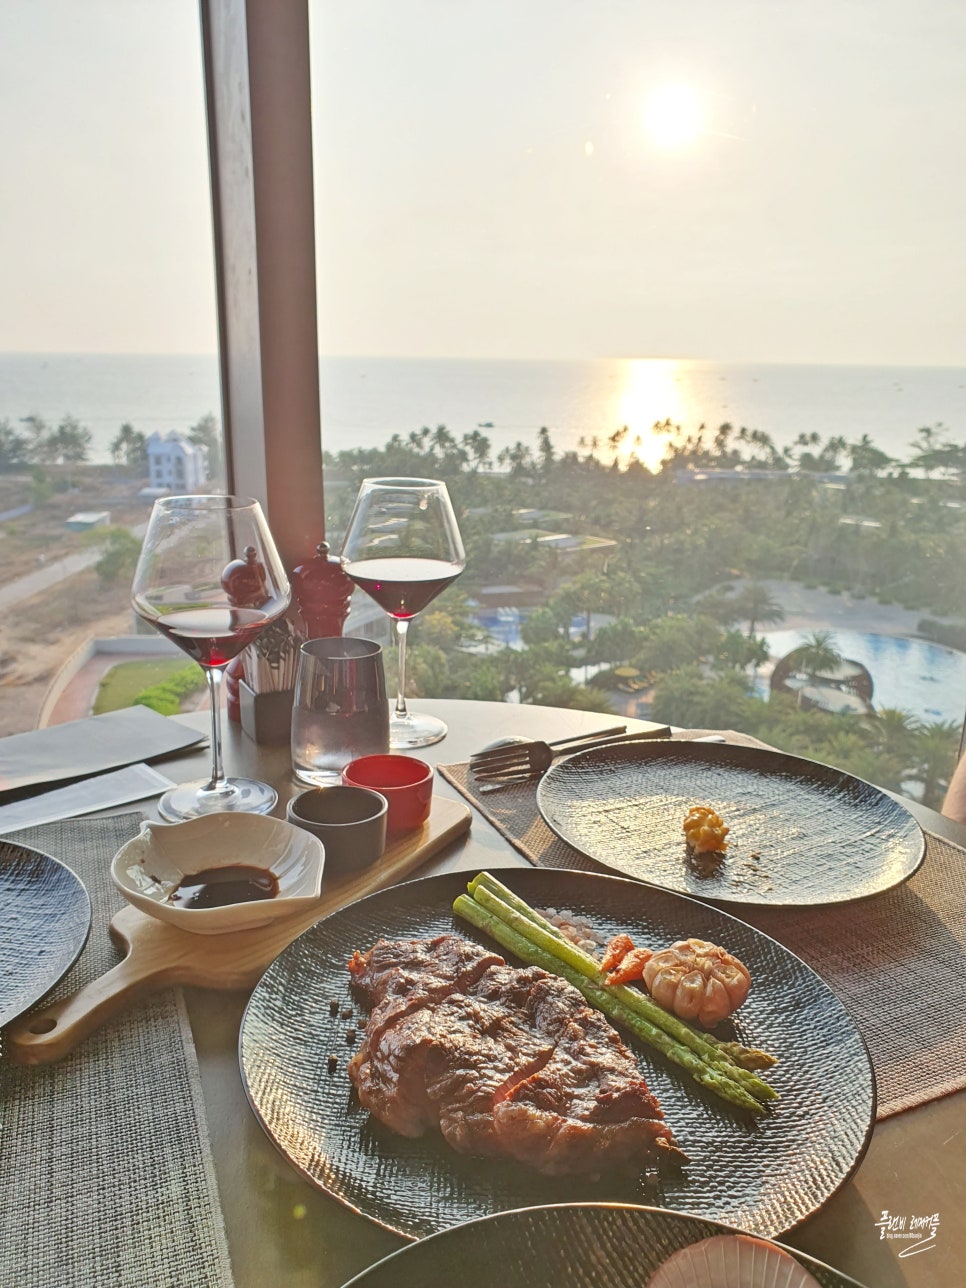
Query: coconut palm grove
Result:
<box><xmin>324</xmin><ymin>419</ymin><xmax>966</xmax><ymax>808</ymax></box>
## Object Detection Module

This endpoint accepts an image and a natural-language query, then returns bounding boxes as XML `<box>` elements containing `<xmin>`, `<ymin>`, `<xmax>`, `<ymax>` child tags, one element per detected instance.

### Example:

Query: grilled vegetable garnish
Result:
<box><xmin>644</xmin><ymin>939</ymin><xmax>752</xmax><ymax>1028</ymax></box>
<box><xmin>605</xmin><ymin>945</ymin><xmax>654</xmax><ymax>986</ymax></box>
<box><xmin>601</xmin><ymin>933</ymin><xmax>636</xmax><ymax>973</ymax></box>
<box><xmin>454</xmin><ymin>873</ymin><xmax>778</xmax><ymax>1114</ymax></box>
<box><xmin>683</xmin><ymin>805</ymin><xmax>729</xmax><ymax>855</ymax></box>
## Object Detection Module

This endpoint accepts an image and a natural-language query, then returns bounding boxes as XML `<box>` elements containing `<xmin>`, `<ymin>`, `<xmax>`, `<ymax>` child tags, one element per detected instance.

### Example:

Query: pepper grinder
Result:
<box><xmin>227</xmin><ymin>541</ymin><xmax>353</xmax><ymax>722</ymax></box>
<box><xmin>290</xmin><ymin>541</ymin><xmax>354</xmax><ymax>640</ymax></box>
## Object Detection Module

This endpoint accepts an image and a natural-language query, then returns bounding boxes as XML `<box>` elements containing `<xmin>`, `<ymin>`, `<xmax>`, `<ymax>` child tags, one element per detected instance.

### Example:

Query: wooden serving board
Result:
<box><xmin>7</xmin><ymin>797</ymin><xmax>471</xmax><ymax>1066</ymax></box>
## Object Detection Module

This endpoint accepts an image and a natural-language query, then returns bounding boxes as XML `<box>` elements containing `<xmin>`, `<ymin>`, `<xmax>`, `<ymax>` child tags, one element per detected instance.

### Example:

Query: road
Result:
<box><xmin>0</xmin><ymin>522</ymin><xmax>147</xmax><ymax>612</ymax></box>
<box><xmin>0</xmin><ymin>550</ymin><xmax>102</xmax><ymax>610</ymax></box>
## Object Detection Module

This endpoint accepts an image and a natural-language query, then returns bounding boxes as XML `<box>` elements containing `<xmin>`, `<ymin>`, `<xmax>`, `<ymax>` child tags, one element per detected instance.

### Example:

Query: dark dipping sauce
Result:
<box><xmin>170</xmin><ymin>865</ymin><xmax>279</xmax><ymax>909</ymax></box>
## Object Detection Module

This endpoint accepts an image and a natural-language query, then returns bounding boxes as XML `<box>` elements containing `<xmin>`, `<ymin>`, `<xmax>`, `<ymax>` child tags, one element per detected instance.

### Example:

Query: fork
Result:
<box><xmin>469</xmin><ymin>724</ymin><xmax>626</xmax><ymax>773</ymax></box>
<box><xmin>470</xmin><ymin>726</ymin><xmax>672</xmax><ymax>786</ymax></box>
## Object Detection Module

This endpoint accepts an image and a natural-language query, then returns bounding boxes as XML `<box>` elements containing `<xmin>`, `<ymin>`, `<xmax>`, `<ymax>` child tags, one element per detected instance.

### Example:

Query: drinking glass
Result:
<box><xmin>340</xmin><ymin>477</ymin><xmax>465</xmax><ymax>748</ymax></box>
<box><xmin>131</xmin><ymin>494</ymin><xmax>291</xmax><ymax>820</ymax></box>
<box><xmin>291</xmin><ymin>637</ymin><xmax>390</xmax><ymax>784</ymax></box>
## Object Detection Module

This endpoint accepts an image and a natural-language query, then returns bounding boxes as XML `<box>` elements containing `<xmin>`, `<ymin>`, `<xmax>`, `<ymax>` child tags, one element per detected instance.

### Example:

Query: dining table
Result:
<box><xmin>4</xmin><ymin>697</ymin><xmax>964</xmax><ymax>1288</ymax></box>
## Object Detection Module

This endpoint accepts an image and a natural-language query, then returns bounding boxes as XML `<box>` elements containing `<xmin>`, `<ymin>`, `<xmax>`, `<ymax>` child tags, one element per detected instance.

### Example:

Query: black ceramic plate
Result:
<box><xmin>0</xmin><ymin>840</ymin><xmax>91</xmax><ymax>1027</ymax></box>
<box><xmin>536</xmin><ymin>740</ymin><xmax>924</xmax><ymax>906</ymax></box>
<box><xmin>239</xmin><ymin>869</ymin><xmax>875</xmax><ymax>1242</ymax></box>
<box><xmin>340</xmin><ymin>1203</ymin><xmax>871</xmax><ymax>1288</ymax></box>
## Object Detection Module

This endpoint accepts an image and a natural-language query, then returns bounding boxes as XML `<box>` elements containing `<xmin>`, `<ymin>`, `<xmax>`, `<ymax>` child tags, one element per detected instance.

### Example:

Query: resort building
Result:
<box><xmin>491</xmin><ymin>529</ymin><xmax>618</xmax><ymax>560</ymax></box>
<box><xmin>145</xmin><ymin>432</ymin><xmax>209</xmax><ymax>493</ymax></box>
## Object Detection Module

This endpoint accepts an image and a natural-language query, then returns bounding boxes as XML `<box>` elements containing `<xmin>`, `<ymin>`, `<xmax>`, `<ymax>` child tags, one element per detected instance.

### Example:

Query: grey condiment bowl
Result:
<box><xmin>286</xmin><ymin>786</ymin><xmax>388</xmax><ymax>873</ymax></box>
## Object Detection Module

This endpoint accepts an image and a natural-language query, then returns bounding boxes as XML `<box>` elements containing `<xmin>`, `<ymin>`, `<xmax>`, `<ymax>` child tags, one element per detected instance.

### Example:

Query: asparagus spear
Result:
<box><xmin>468</xmin><ymin>873</ymin><xmax>778</xmax><ymax>1102</ymax></box>
<box><xmin>453</xmin><ymin>892</ymin><xmax>766</xmax><ymax>1116</ymax></box>
<box><xmin>470</xmin><ymin>872</ymin><xmax>775</xmax><ymax>1071</ymax></box>
<box><xmin>701</xmin><ymin>1035</ymin><xmax>778</xmax><ymax>1072</ymax></box>
<box><xmin>472</xmin><ymin>871</ymin><xmax>778</xmax><ymax>1072</ymax></box>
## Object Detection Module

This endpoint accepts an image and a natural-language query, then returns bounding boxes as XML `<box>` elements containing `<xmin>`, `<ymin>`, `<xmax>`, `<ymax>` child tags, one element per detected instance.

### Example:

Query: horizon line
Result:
<box><xmin>0</xmin><ymin>350</ymin><xmax>964</xmax><ymax>371</ymax></box>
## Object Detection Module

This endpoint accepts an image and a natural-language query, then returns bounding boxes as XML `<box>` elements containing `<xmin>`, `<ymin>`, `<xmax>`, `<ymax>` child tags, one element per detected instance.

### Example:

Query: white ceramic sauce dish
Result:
<box><xmin>111</xmin><ymin>813</ymin><xmax>325</xmax><ymax>934</ymax></box>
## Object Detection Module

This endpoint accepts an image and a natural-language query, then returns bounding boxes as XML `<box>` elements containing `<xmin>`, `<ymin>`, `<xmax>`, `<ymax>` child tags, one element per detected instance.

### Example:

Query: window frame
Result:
<box><xmin>201</xmin><ymin>0</ymin><xmax>327</xmax><ymax>572</ymax></box>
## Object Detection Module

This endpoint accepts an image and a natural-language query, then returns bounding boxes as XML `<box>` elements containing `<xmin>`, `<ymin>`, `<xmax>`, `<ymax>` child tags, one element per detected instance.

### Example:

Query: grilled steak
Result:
<box><xmin>347</xmin><ymin>934</ymin><xmax>681</xmax><ymax>1176</ymax></box>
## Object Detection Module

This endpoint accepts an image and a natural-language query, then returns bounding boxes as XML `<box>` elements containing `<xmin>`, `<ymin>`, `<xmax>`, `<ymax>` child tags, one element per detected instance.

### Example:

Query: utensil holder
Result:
<box><xmin>239</xmin><ymin>679</ymin><xmax>295</xmax><ymax>745</ymax></box>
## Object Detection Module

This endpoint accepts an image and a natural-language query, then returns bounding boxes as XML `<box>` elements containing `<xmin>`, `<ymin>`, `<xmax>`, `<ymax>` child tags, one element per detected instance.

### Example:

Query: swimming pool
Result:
<box><xmin>759</xmin><ymin>629</ymin><xmax>966</xmax><ymax>724</ymax></box>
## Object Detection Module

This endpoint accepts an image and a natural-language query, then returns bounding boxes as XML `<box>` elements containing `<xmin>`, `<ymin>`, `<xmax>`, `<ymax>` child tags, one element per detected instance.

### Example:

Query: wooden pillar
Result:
<box><xmin>200</xmin><ymin>0</ymin><xmax>327</xmax><ymax>571</ymax></box>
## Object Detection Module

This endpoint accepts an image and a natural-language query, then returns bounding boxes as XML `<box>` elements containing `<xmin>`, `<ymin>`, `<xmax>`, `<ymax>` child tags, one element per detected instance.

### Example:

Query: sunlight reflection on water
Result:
<box><xmin>613</xmin><ymin>359</ymin><xmax>685</xmax><ymax>471</ymax></box>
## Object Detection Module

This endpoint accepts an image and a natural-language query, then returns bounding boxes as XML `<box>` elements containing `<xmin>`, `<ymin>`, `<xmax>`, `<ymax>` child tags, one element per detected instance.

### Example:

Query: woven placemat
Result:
<box><xmin>440</xmin><ymin>748</ymin><xmax>966</xmax><ymax>1121</ymax></box>
<box><xmin>0</xmin><ymin>813</ymin><xmax>235</xmax><ymax>1288</ymax></box>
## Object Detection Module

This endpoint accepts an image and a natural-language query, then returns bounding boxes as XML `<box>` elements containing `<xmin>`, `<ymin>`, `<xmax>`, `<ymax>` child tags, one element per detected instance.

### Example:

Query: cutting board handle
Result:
<box><xmin>7</xmin><ymin>797</ymin><xmax>472</xmax><ymax>1065</ymax></box>
<box><xmin>10</xmin><ymin>944</ymin><xmax>185</xmax><ymax>1065</ymax></box>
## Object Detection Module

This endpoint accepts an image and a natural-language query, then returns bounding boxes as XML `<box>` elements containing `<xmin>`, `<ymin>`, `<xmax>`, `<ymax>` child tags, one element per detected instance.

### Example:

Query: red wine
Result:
<box><xmin>343</xmin><ymin>557</ymin><xmax>463</xmax><ymax>619</ymax></box>
<box><xmin>142</xmin><ymin>606</ymin><xmax>278</xmax><ymax>667</ymax></box>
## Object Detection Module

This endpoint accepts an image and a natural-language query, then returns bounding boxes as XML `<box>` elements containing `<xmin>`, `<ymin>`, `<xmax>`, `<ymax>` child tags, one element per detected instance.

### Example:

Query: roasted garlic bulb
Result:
<box><xmin>642</xmin><ymin>938</ymin><xmax>751</xmax><ymax>1027</ymax></box>
<box><xmin>682</xmin><ymin>805</ymin><xmax>729</xmax><ymax>855</ymax></box>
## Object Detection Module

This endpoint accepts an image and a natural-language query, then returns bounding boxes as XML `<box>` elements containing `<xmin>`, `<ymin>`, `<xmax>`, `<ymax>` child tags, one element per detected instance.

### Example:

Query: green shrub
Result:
<box><xmin>918</xmin><ymin>618</ymin><xmax>966</xmax><ymax>651</ymax></box>
<box><xmin>94</xmin><ymin>659</ymin><xmax>203</xmax><ymax>713</ymax></box>
<box><xmin>128</xmin><ymin>665</ymin><xmax>206</xmax><ymax>717</ymax></box>
<box><xmin>134</xmin><ymin>691</ymin><xmax>180</xmax><ymax>716</ymax></box>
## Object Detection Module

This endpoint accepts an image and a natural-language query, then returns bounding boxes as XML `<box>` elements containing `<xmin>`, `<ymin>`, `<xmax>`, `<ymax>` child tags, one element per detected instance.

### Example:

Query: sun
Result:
<box><xmin>644</xmin><ymin>83</ymin><xmax>704</xmax><ymax>150</ymax></box>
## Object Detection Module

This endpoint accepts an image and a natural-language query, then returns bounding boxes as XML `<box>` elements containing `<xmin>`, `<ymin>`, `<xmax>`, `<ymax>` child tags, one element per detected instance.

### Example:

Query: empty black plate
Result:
<box><xmin>239</xmin><ymin>869</ymin><xmax>875</xmax><ymax>1242</ymax></box>
<box><xmin>537</xmin><ymin>740</ymin><xmax>924</xmax><ymax>906</ymax></box>
<box><xmin>0</xmin><ymin>840</ymin><xmax>91</xmax><ymax>1027</ymax></box>
<box><xmin>340</xmin><ymin>1203</ymin><xmax>871</xmax><ymax>1287</ymax></box>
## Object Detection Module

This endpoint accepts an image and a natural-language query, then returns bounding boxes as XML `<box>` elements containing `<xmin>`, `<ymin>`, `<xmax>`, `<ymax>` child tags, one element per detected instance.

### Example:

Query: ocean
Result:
<box><xmin>1</xmin><ymin>352</ymin><xmax>965</xmax><ymax>470</ymax></box>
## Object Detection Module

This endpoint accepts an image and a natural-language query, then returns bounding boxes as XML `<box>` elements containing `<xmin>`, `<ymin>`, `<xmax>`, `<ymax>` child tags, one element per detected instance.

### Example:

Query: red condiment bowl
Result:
<box><xmin>342</xmin><ymin>755</ymin><xmax>434</xmax><ymax>834</ymax></box>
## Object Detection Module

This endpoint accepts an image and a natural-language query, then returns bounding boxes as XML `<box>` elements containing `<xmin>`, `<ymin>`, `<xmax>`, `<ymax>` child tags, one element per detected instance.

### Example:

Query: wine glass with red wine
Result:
<box><xmin>131</xmin><ymin>494</ymin><xmax>291</xmax><ymax>820</ymax></box>
<box><xmin>340</xmin><ymin>477</ymin><xmax>465</xmax><ymax>748</ymax></box>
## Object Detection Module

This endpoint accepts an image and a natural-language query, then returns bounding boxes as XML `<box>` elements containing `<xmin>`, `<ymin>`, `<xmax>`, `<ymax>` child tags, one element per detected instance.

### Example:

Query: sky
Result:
<box><xmin>2</xmin><ymin>0</ymin><xmax>965</xmax><ymax>365</ymax></box>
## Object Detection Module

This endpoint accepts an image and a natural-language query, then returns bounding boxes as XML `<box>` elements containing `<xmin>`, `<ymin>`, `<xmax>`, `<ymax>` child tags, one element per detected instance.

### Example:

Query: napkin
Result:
<box><xmin>0</xmin><ymin>763</ymin><xmax>175</xmax><ymax>833</ymax></box>
<box><xmin>0</xmin><ymin>706</ymin><xmax>205</xmax><ymax>797</ymax></box>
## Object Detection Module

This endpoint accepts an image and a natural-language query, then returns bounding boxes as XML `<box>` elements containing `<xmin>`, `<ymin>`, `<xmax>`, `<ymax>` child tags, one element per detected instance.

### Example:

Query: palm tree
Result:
<box><xmin>537</xmin><ymin>426</ymin><xmax>556</xmax><ymax>471</ymax></box>
<box><xmin>794</xmin><ymin>630</ymin><xmax>843</xmax><ymax>680</ymax></box>
<box><xmin>714</xmin><ymin>630</ymin><xmax>769</xmax><ymax>672</ymax></box>
<box><xmin>789</xmin><ymin>630</ymin><xmax>844</xmax><ymax>710</ymax></box>
<box><xmin>713</xmin><ymin>422</ymin><xmax>734</xmax><ymax>459</ymax></box>
<box><xmin>496</xmin><ymin>441</ymin><xmax>534</xmax><ymax>476</ymax></box>
<box><xmin>848</xmin><ymin>433</ymin><xmax>892</xmax><ymax>476</ymax></box>
<box><xmin>871</xmin><ymin>708</ymin><xmax>921</xmax><ymax>762</ymax></box>
<box><xmin>909</xmin><ymin>719</ymin><xmax>960</xmax><ymax>809</ymax></box>
<box><xmin>21</xmin><ymin>413</ymin><xmax>55</xmax><ymax>464</ymax></box>
<box><xmin>461</xmin><ymin>428</ymin><xmax>491</xmax><ymax>471</ymax></box>
<box><xmin>110</xmin><ymin>422</ymin><xmax>147</xmax><ymax>469</ymax></box>
<box><xmin>48</xmin><ymin>415</ymin><xmax>93</xmax><ymax>488</ymax></box>
<box><xmin>188</xmin><ymin>412</ymin><xmax>224</xmax><ymax>483</ymax></box>
<box><xmin>818</xmin><ymin>435</ymin><xmax>848</xmax><ymax>471</ymax></box>
<box><xmin>736</xmin><ymin>582</ymin><xmax>785</xmax><ymax>637</ymax></box>
<box><xmin>430</xmin><ymin>424</ymin><xmax>456</xmax><ymax>458</ymax></box>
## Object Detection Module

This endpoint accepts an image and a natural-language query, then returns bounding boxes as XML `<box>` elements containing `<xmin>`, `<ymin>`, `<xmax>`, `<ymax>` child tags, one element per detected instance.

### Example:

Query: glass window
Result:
<box><xmin>310</xmin><ymin>0</ymin><xmax>966</xmax><ymax>807</ymax></box>
<box><xmin>0</xmin><ymin>2</ymin><xmax>222</xmax><ymax>734</ymax></box>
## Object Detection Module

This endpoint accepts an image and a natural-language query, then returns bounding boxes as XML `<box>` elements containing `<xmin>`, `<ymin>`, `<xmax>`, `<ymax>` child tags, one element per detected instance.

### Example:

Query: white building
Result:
<box><xmin>145</xmin><ymin>432</ymin><xmax>209</xmax><ymax>492</ymax></box>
